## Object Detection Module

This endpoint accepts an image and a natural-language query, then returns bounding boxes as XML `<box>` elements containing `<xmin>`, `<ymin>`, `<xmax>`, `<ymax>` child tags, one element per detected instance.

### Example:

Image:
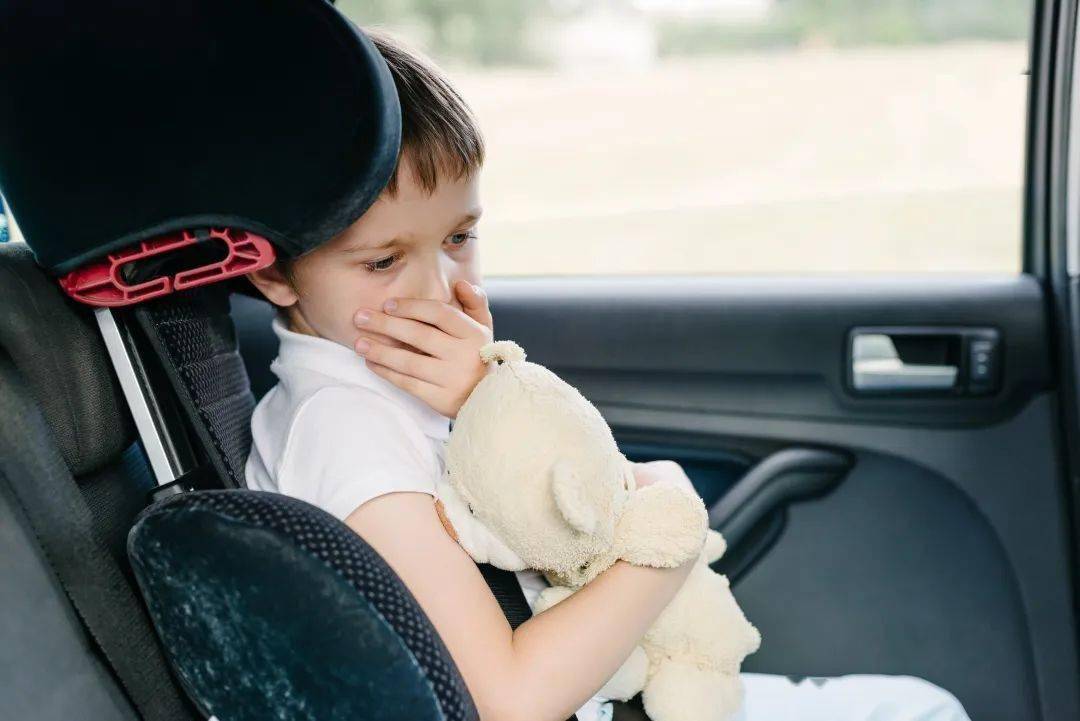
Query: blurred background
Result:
<box><xmin>0</xmin><ymin>2</ymin><xmax>1030</xmax><ymax>274</ymax></box>
<box><xmin>338</xmin><ymin>0</ymin><xmax>1035</xmax><ymax>276</ymax></box>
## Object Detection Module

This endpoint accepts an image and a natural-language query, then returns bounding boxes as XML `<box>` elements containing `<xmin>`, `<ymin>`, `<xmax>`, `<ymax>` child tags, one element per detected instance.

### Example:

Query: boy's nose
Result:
<box><xmin>417</xmin><ymin>266</ymin><xmax>455</xmax><ymax>306</ymax></box>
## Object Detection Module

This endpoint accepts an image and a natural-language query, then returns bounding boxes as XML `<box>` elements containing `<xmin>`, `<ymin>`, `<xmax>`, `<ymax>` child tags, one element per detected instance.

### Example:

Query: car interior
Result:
<box><xmin>3</xmin><ymin>1</ymin><xmax>1080</xmax><ymax>721</ymax></box>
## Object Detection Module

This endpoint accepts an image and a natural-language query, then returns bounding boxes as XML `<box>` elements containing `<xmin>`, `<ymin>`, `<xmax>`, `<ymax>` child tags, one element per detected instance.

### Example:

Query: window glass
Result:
<box><xmin>341</xmin><ymin>0</ymin><xmax>1034</xmax><ymax>275</ymax></box>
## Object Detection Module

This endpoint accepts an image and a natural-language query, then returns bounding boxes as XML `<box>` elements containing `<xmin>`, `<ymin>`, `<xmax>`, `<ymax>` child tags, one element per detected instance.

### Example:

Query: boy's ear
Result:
<box><xmin>247</xmin><ymin>263</ymin><xmax>299</xmax><ymax>307</ymax></box>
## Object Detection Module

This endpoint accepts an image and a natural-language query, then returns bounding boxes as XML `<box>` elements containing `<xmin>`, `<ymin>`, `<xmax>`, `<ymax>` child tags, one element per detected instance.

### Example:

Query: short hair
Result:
<box><xmin>366</xmin><ymin>28</ymin><xmax>485</xmax><ymax>197</ymax></box>
<box><xmin>270</xmin><ymin>28</ymin><xmax>484</xmax><ymax>288</ymax></box>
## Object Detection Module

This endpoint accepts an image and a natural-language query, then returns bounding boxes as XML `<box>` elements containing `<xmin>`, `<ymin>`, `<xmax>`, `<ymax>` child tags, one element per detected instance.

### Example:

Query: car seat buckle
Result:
<box><xmin>58</xmin><ymin>228</ymin><xmax>276</xmax><ymax>307</ymax></box>
<box><xmin>150</xmin><ymin>473</ymin><xmax>198</xmax><ymax>502</ymax></box>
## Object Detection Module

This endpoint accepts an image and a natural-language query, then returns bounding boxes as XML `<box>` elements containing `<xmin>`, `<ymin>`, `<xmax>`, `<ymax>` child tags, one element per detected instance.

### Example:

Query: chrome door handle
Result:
<box><xmin>851</xmin><ymin>334</ymin><xmax>958</xmax><ymax>391</ymax></box>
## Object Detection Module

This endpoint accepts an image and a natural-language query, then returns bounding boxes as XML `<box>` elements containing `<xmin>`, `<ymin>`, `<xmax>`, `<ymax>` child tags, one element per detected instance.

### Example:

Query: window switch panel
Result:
<box><xmin>966</xmin><ymin>333</ymin><xmax>1001</xmax><ymax>395</ymax></box>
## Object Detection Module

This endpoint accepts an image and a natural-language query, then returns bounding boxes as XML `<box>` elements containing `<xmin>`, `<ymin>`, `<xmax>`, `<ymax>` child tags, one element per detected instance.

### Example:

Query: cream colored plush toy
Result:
<box><xmin>435</xmin><ymin>340</ymin><xmax>761</xmax><ymax>721</ymax></box>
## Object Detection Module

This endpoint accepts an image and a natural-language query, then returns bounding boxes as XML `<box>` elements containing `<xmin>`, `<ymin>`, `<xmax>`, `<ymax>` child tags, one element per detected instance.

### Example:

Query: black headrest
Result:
<box><xmin>0</xmin><ymin>0</ymin><xmax>400</xmax><ymax>275</ymax></box>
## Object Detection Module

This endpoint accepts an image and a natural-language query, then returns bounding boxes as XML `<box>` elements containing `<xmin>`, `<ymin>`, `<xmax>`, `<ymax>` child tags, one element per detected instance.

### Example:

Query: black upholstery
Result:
<box><xmin>0</xmin><ymin>480</ymin><xmax>139</xmax><ymax>721</ymax></box>
<box><xmin>129</xmin><ymin>490</ymin><xmax>481</xmax><ymax>721</ymax></box>
<box><xmin>0</xmin><ymin>348</ymin><xmax>197</xmax><ymax>720</ymax></box>
<box><xmin>81</xmin><ymin>443</ymin><xmax>159</xmax><ymax>565</ymax></box>
<box><xmin>0</xmin><ymin>0</ymin><xmax>400</xmax><ymax>273</ymax></box>
<box><xmin>0</xmin><ymin>244</ymin><xmax>133</xmax><ymax>475</ymax></box>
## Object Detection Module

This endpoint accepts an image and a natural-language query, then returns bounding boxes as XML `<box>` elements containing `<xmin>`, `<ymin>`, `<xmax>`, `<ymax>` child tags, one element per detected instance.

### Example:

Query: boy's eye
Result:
<box><xmin>364</xmin><ymin>253</ymin><xmax>399</xmax><ymax>272</ymax></box>
<box><xmin>446</xmin><ymin>231</ymin><xmax>476</xmax><ymax>248</ymax></box>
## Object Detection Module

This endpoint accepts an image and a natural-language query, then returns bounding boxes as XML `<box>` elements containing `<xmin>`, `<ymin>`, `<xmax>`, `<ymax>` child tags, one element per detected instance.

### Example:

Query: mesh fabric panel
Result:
<box><xmin>135</xmin><ymin>490</ymin><xmax>480</xmax><ymax>721</ymax></box>
<box><xmin>132</xmin><ymin>289</ymin><xmax>254</xmax><ymax>487</ymax></box>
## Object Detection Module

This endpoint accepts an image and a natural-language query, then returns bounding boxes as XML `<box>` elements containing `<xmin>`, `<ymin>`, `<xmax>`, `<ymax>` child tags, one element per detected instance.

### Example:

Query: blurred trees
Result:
<box><xmin>660</xmin><ymin>0</ymin><xmax>1032</xmax><ymax>57</ymax></box>
<box><xmin>337</xmin><ymin>0</ymin><xmax>1033</xmax><ymax>66</ymax></box>
<box><xmin>779</xmin><ymin>0</ymin><xmax>1031</xmax><ymax>45</ymax></box>
<box><xmin>337</xmin><ymin>0</ymin><xmax>543</xmax><ymax>65</ymax></box>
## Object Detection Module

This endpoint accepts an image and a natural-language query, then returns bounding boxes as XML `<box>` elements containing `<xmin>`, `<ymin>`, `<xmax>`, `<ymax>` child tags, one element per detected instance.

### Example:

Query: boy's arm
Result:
<box><xmin>346</xmin><ymin>487</ymin><xmax>693</xmax><ymax>721</ymax></box>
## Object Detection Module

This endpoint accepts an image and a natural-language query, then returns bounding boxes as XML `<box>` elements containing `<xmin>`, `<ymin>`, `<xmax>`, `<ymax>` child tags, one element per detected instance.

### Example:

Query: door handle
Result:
<box><xmin>708</xmin><ymin>448</ymin><xmax>850</xmax><ymax>583</ymax></box>
<box><xmin>851</xmin><ymin>333</ymin><xmax>958</xmax><ymax>391</ymax></box>
<box><xmin>708</xmin><ymin>447</ymin><xmax>851</xmax><ymax>547</ymax></box>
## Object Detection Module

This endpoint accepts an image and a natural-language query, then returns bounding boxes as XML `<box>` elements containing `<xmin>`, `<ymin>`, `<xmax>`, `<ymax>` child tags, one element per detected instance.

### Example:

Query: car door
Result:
<box><xmin>476</xmin><ymin>3</ymin><xmax>1076</xmax><ymax>721</ymax></box>
<box><xmin>232</xmin><ymin>2</ymin><xmax>1077</xmax><ymax>720</ymax></box>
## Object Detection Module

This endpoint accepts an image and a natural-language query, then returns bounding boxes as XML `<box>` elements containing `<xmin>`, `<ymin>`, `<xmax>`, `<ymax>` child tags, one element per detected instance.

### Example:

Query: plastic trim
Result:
<box><xmin>95</xmin><ymin>309</ymin><xmax>176</xmax><ymax>485</ymax></box>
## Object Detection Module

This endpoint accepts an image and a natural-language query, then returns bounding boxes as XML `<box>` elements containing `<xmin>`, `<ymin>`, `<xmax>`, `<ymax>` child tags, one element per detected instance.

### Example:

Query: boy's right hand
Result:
<box><xmin>352</xmin><ymin>281</ymin><xmax>494</xmax><ymax>418</ymax></box>
<box><xmin>632</xmin><ymin>460</ymin><xmax>697</xmax><ymax>496</ymax></box>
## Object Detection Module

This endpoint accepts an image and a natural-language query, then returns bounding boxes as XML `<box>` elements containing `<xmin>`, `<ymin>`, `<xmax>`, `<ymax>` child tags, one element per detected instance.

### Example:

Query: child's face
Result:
<box><xmin>251</xmin><ymin>157</ymin><xmax>482</xmax><ymax>350</ymax></box>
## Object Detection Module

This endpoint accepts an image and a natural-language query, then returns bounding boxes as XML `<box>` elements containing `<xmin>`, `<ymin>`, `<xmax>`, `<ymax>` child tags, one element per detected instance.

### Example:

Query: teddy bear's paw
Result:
<box><xmin>479</xmin><ymin>340</ymin><xmax>526</xmax><ymax>365</ymax></box>
<box><xmin>614</xmin><ymin>484</ymin><xmax>708</xmax><ymax>569</ymax></box>
<box><xmin>642</xmin><ymin>662</ymin><xmax>744</xmax><ymax>721</ymax></box>
<box><xmin>598</xmin><ymin>645</ymin><xmax>649</xmax><ymax>701</ymax></box>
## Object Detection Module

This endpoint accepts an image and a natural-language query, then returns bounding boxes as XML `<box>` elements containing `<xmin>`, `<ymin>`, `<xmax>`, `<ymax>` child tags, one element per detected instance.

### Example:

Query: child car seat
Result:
<box><xmin>0</xmin><ymin>1</ymin><xmax>484</xmax><ymax>719</ymax></box>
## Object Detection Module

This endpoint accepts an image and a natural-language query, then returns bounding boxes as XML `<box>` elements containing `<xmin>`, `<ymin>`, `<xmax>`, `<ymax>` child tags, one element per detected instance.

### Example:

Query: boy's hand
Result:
<box><xmin>352</xmin><ymin>280</ymin><xmax>493</xmax><ymax>418</ymax></box>
<box><xmin>631</xmin><ymin>460</ymin><xmax>697</xmax><ymax>497</ymax></box>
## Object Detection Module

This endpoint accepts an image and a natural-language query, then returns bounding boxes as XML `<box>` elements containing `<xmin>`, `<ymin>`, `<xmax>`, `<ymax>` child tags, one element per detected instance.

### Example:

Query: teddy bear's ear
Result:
<box><xmin>551</xmin><ymin>459</ymin><xmax>599</xmax><ymax>535</ymax></box>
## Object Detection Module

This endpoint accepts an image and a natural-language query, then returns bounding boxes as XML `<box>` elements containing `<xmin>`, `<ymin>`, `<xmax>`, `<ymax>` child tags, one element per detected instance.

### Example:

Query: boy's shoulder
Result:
<box><xmin>293</xmin><ymin>382</ymin><xmax>419</xmax><ymax>434</ymax></box>
<box><xmin>249</xmin><ymin>378</ymin><xmax>440</xmax><ymax>519</ymax></box>
<box><xmin>260</xmin><ymin>375</ymin><xmax>423</xmax><ymax>444</ymax></box>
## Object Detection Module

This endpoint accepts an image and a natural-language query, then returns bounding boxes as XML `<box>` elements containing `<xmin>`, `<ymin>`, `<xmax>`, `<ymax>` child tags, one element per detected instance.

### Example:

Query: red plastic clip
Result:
<box><xmin>59</xmin><ymin>228</ymin><xmax>276</xmax><ymax>307</ymax></box>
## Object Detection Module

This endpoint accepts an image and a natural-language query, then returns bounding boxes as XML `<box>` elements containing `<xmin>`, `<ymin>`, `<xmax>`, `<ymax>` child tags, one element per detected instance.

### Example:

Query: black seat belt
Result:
<box><xmin>0</xmin><ymin>355</ymin><xmax>197</xmax><ymax>721</ymax></box>
<box><xmin>476</xmin><ymin>563</ymin><xmax>535</xmax><ymax>631</ymax></box>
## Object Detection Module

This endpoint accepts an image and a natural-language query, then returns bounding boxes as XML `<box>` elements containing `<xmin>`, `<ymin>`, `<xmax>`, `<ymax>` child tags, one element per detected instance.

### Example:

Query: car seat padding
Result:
<box><xmin>129</xmin><ymin>490</ymin><xmax>481</xmax><ymax>721</ymax></box>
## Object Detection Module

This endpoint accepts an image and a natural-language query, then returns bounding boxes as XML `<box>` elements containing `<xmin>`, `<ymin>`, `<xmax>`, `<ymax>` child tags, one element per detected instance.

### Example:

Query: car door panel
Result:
<box><xmin>483</xmin><ymin>275</ymin><xmax>1075</xmax><ymax>721</ymax></box>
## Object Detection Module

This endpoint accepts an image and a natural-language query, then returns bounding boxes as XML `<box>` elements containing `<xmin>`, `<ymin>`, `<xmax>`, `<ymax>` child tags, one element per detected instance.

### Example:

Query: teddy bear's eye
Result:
<box><xmin>578</xmin><ymin>561</ymin><xmax>590</xmax><ymax>573</ymax></box>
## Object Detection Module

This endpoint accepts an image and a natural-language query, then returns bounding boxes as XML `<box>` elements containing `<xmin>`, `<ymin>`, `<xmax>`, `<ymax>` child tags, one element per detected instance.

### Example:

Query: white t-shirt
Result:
<box><xmin>245</xmin><ymin>316</ymin><xmax>611</xmax><ymax>721</ymax></box>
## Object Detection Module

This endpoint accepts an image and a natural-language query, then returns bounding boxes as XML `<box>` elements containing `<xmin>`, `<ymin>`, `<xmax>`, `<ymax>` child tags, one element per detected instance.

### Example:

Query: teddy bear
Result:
<box><xmin>434</xmin><ymin>340</ymin><xmax>761</xmax><ymax>721</ymax></box>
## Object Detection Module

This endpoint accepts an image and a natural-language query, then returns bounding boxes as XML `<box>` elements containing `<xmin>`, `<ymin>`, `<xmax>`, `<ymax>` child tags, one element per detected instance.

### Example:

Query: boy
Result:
<box><xmin>246</xmin><ymin>29</ymin><xmax>969</xmax><ymax>721</ymax></box>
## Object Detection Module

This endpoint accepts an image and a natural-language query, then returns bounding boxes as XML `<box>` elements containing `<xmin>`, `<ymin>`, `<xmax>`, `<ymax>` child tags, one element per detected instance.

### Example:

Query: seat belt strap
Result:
<box><xmin>0</xmin><ymin>355</ymin><xmax>197</xmax><ymax>721</ymax></box>
<box><xmin>476</xmin><ymin>563</ymin><xmax>533</xmax><ymax>630</ymax></box>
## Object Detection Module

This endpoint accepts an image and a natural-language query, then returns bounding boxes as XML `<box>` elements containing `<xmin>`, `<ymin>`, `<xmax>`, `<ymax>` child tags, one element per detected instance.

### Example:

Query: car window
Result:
<box><xmin>341</xmin><ymin>0</ymin><xmax>1034</xmax><ymax>275</ymax></box>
